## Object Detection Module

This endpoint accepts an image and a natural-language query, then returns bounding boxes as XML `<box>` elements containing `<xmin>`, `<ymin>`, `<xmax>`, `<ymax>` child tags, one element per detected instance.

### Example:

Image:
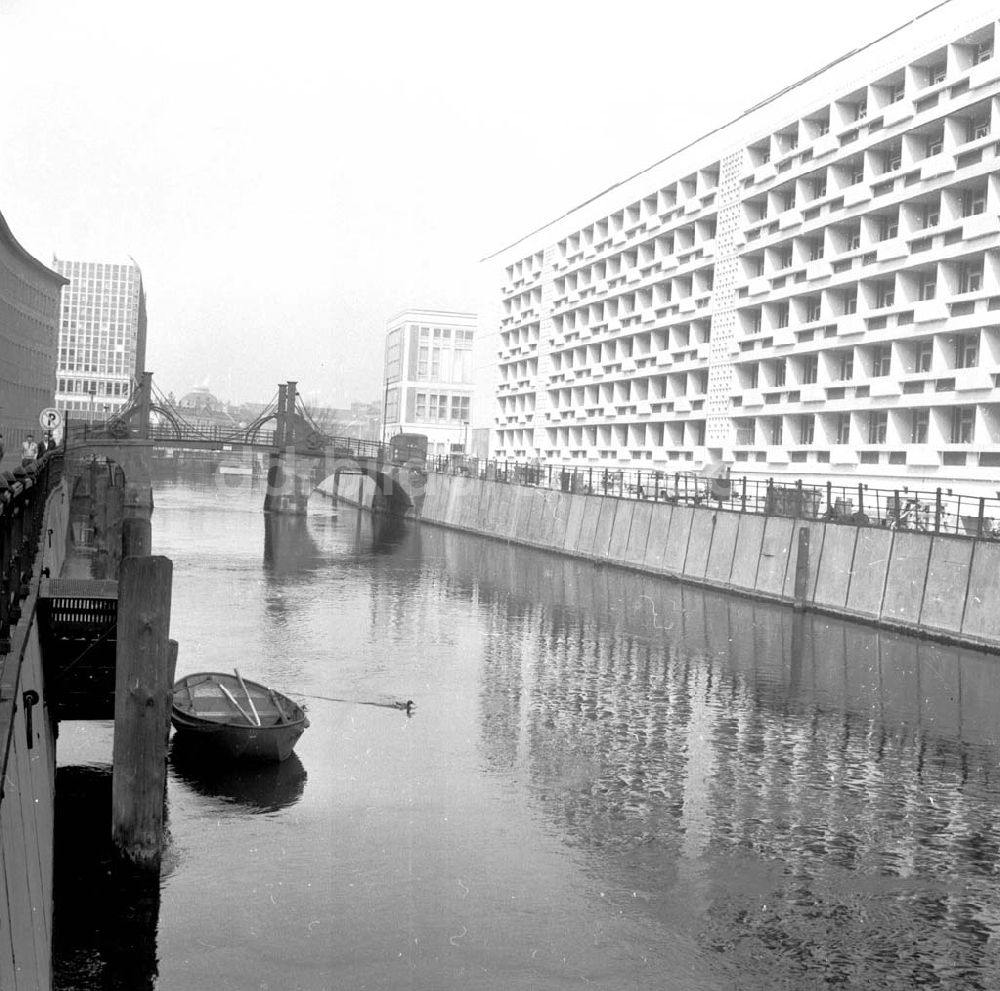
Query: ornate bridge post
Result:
<box><xmin>263</xmin><ymin>381</ymin><xmax>310</xmax><ymax>515</ymax></box>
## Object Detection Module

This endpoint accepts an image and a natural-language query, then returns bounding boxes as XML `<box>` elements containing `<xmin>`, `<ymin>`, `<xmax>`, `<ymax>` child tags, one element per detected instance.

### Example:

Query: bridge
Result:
<box><xmin>64</xmin><ymin>374</ymin><xmax>424</xmax><ymax>517</ymax></box>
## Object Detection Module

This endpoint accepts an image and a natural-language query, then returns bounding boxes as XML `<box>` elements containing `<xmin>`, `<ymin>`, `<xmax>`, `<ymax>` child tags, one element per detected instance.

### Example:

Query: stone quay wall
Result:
<box><xmin>355</xmin><ymin>471</ymin><xmax>1000</xmax><ymax>653</ymax></box>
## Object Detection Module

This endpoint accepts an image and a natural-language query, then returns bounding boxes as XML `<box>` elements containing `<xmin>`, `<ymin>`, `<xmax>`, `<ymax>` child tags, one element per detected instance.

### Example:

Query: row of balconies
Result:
<box><xmin>741</xmin><ymin>32</ymin><xmax>999</xmax><ymax>187</ymax></box>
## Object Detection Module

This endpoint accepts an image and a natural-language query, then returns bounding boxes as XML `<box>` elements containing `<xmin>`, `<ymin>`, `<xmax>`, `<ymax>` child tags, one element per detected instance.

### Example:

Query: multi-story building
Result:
<box><xmin>52</xmin><ymin>256</ymin><xmax>147</xmax><ymax>419</ymax></box>
<box><xmin>383</xmin><ymin>309</ymin><xmax>476</xmax><ymax>456</ymax></box>
<box><xmin>479</xmin><ymin>0</ymin><xmax>1000</xmax><ymax>495</ymax></box>
<box><xmin>0</xmin><ymin>208</ymin><xmax>66</xmax><ymax>465</ymax></box>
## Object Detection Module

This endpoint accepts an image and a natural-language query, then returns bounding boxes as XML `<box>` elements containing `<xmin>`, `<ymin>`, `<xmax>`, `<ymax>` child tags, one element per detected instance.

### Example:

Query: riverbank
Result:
<box><xmin>335</xmin><ymin>470</ymin><xmax>1000</xmax><ymax>654</ymax></box>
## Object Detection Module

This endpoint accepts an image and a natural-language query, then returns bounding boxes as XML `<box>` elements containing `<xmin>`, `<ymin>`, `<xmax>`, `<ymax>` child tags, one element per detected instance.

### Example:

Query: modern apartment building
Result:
<box><xmin>383</xmin><ymin>309</ymin><xmax>476</xmax><ymax>456</ymax></box>
<box><xmin>52</xmin><ymin>257</ymin><xmax>147</xmax><ymax>418</ymax></box>
<box><xmin>0</xmin><ymin>209</ymin><xmax>66</xmax><ymax>464</ymax></box>
<box><xmin>479</xmin><ymin>0</ymin><xmax>1000</xmax><ymax>494</ymax></box>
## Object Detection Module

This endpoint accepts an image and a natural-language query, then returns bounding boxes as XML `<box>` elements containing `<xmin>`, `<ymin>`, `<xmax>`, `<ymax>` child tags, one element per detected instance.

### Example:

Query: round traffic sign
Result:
<box><xmin>39</xmin><ymin>407</ymin><xmax>63</xmax><ymax>431</ymax></box>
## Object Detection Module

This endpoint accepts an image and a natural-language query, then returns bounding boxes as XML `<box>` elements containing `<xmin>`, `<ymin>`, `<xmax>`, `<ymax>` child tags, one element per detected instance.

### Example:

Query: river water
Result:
<box><xmin>53</xmin><ymin>469</ymin><xmax>1000</xmax><ymax>990</ymax></box>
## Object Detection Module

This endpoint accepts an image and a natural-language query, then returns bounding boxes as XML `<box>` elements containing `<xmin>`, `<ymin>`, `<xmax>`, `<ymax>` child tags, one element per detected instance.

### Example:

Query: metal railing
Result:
<box><xmin>426</xmin><ymin>455</ymin><xmax>1000</xmax><ymax>540</ymax></box>
<box><xmin>0</xmin><ymin>452</ymin><xmax>60</xmax><ymax>652</ymax></box>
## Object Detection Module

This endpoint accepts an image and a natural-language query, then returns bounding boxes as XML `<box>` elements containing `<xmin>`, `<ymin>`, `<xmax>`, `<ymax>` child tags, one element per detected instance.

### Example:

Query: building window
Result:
<box><xmin>868</xmin><ymin>411</ymin><xmax>888</xmax><ymax>444</ymax></box>
<box><xmin>417</xmin><ymin>346</ymin><xmax>429</xmax><ymax>378</ymax></box>
<box><xmin>872</xmin><ymin>345</ymin><xmax>892</xmax><ymax>376</ymax></box>
<box><xmin>922</xmin><ymin>202</ymin><xmax>940</xmax><ymax>228</ymax></box>
<box><xmin>929</xmin><ymin>61</ymin><xmax>946</xmax><ymax>85</ymax></box>
<box><xmin>974</xmin><ymin>40</ymin><xmax>993</xmax><ymax>65</ymax></box>
<box><xmin>838</xmin><ymin>352</ymin><xmax>854</xmax><ymax>380</ymax></box>
<box><xmin>876</xmin><ymin>281</ymin><xmax>895</xmax><ymax>308</ymax></box>
<box><xmin>416</xmin><ymin>393</ymin><xmax>427</xmax><ymax>419</ymax></box>
<box><xmin>961</xmin><ymin>189</ymin><xmax>987</xmax><ymax>217</ymax></box>
<box><xmin>926</xmin><ymin>136</ymin><xmax>943</xmax><ymax>157</ymax></box>
<box><xmin>747</xmin><ymin>363</ymin><xmax>759</xmax><ymax>389</ymax></box>
<box><xmin>806</xmin><ymin>297</ymin><xmax>822</xmax><ymax>322</ymax></box>
<box><xmin>802</xmin><ymin>355</ymin><xmax>818</xmax><ymax>384</ymax></box>
<box><xmin>954</xmin><ymin>332</ymin><xmax>979</xmax><ymax>368</ymax></box>
<box><xmin>776</xmin><ymin>303</ymin><xmax>790</xmax><ymax>328</ymax></box>
<box><xmin>911</xmin><ymin>409</ymin><xmax>929</xmax><ymax>443</ymax></box>
<box><xmin>968</xmin><ymin>114</ymin><xmax>991</xmax><ymax>142</ymax></box>
<box><xmin>835</xmin><ymin>413</ymin><xmax>851</xmax><ymax>444</ymax></box>
<box><xmin>808</xmin><ymin>239</ymin><xmax>824</xmax><ymax>261</ymax></box>
<box><xmin>799</xmin><ymin>414</ymin><xmax>815</xmax><ymax>444</ymax></box>
<box><xmin>771</xmin><ymin>418</ymin><xmax>783</xmax><ymax>445</ymax></box>
<box><xmin>774</xmin><ymin>359</ymin><xmax>786</xmax><ymax>387</ymax></box>
<box><xmin>844</xmin><ymin>290</ymin><xmax>858</xmax><ymax>314</ymax></box>
<box><xmin>918</xmin><ymin>271</ymin><xmax>936</xmax><ymax>300</ymax></box>
<box><xmin>916</xmin><ymin>339</ymin><xmax>933</xmax><ymax>372</ymax></box>
<box><xmin>855</xmin><ymin>100</ymin><xmax>867</xmax><ymax>121</ymax></box>
<box><xmin>878</xmin><ymin>216</ymin><xmax>898</xmax><ymax>241</ymax></box>
<box><xmin>951</xmin><ymin>406</ymin><xmax>975</xmax><ymax>443</ymax></box>
<box><xmin>958</xmin><ymin>260</ymin><xmax>984</xmax><ymax>293</ymax></box>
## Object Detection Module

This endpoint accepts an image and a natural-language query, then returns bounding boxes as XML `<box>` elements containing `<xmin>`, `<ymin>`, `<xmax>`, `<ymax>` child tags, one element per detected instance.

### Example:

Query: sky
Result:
<box><xmin>0</xmin><ymin>0</ymin><xmax>946</xmax><ymax>407</ymax></box>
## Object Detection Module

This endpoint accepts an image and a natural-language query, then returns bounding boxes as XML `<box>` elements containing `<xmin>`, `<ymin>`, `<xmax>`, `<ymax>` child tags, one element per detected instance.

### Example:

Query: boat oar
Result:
<box><xmin>234</xmin><ymin>668</ymin><xmax>261</xmax><ymax>726</ymax></box>
<box><xmin>219</xmin><ymin>682</ymin><xmax>257</xmax><ymax>726</ymax></box>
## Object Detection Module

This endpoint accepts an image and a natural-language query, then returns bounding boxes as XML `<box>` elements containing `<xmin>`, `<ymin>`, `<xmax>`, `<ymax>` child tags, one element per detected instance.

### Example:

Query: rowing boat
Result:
<box><xmin>171</xmin><ymin>671</ymin><xmax>309</xmax><ymax>762</ymax></box>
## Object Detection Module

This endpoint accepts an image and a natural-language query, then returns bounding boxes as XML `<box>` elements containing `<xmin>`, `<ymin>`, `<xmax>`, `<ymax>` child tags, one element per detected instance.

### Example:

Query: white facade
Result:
<box><xmin>383</xmin><ymin>309</ymin><xmax>476</xmax><ymax>456</ymax></box>
<box><xmin>479</xmin><ymin>0</ymin><xmax>1000</xmax><ymax>494</ymax></box>
<box><xmin>53</xmin><ymin>257</ymin><xmax>147</xmax><ymax>418</ymax></box>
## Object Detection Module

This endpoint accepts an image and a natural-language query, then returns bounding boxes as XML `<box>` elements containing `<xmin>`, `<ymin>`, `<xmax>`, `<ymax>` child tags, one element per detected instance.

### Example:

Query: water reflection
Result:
<box><xmin>422</xmin><ymin>529</ymin><xmax>1000</xmax><ymax>990</ymax></box>
<box><xmin>169</xmin><ymin>737</ymin><xmax>307</xmax><ymax>812</ymax></box>
<box><xmin>53</xmin><ymin>766</ymin><xmax>161</xmax><ymax>990</ymax></box>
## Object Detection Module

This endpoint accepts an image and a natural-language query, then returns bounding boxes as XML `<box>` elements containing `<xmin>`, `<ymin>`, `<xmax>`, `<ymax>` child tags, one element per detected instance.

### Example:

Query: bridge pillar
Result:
<box><xmin>263</xmin><ymin>451</ymin><xmax>310</xmax><ymax>516</ymax></box>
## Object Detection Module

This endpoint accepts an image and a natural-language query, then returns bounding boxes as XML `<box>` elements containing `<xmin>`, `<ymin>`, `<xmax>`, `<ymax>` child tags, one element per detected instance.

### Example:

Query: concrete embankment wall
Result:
<box><xmin>0</xmin><ymin>480</ymin><xmax>69</xmax><ymax>989</ymax></box>
<box><xmin>384</xmin><ymin>471</ymin><xmax>1000</xmax><ymax>652</ymax></box>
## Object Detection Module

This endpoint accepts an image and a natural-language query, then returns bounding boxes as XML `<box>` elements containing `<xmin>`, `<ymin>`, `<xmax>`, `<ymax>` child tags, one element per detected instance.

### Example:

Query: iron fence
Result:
<box><xmin>426</xmin><ymin>455</ymin><xmax>1000</xmax><ymax>540</ymax></box>
<box><xmin>0</xmin><ymin>452</ymin><xmax>59</xmax><ymax>653</ymax></box>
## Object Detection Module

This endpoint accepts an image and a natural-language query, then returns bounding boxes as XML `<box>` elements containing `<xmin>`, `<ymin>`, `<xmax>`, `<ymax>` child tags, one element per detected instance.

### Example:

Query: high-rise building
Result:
<box><xmin>52</xmin><ymin>257</ymin><xmax>147</xmax><ymax>419</ymax></box>
<box><xmin>383</xmin><ymin>309</ymin><xmax>476</xmax><ymax>457</ymax></box>
<box><xmin>0</xmin><ymin>209</ymin><xmax>66</xmax><ymax>465</ymax></box>
<box><xmin>479</xmin><ymin>0</ymin><xmax>1000</xmax><ymax>495</ymax></box>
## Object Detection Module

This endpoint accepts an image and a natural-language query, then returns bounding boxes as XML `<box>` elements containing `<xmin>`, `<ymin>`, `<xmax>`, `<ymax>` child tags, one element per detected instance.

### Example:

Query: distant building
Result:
<box><xmin>480</xmin><ymin>0</ymin><xmax>1000</xmax><ymax>494</ymax></box>
<box><xmin>52</xmin><ymin>256</ymin><xmax>147</xmax><ymax>419</ymax></box>
<box><xmin>382</xmin><ymin>309</ymin><xmax>476</xmax><ymax>456</ymax></box>
<box><xmin>0</xmin><ymin>209</ymin><xmax>66</xmax><ymax>463</ymax></box>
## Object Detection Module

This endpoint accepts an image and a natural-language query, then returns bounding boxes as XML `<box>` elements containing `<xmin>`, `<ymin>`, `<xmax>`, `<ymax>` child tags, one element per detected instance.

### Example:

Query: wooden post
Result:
<box><xmin>122</xmin><ymin>517</ymin><xmax>152</xmax><ymax>557</ymax></box>
<box><xmin>793</xmin><ymin>527</ymin><xmax>810</xmax><ymax>610</ymax></box>
<box><xmin>112</xmin><ymin>556</ymin><xmax>173</xmax><ymax>868</ymax></box>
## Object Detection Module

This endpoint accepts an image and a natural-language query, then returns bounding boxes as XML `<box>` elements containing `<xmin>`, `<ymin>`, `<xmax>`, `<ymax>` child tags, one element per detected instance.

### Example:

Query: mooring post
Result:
<box><xmin>793</xmin><ymin>527</ymin><xmax>810</xmax><ymax>610</ymax></box>
<box><xmin>111</xmin><ymin>555</ymin><xmax>173</xmax><ymax>868</ymax></box>
<box><xmin>122</xmin><ymin>516</ymin><xmax>152</xmax><ymax>557</ymax></box>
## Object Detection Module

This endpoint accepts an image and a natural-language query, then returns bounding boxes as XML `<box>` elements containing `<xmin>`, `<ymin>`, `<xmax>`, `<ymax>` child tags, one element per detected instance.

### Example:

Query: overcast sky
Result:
<box><xmin>0</xmin><ymin>0</ymin><xmax>943</xmax><ymax>406</ymax></box>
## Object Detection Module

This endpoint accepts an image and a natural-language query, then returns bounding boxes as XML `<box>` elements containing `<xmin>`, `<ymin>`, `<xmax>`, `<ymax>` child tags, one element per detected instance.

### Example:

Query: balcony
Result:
<box><xmin>875</xmin><ymin>238</ymin><xmax>908</xmax><ymax>262</ymax></box>
<box><xmin>969</xmin><ymin>56</ymin><xmax>1000</xmax><ymax>89</ymax></box>
<box><xmin>813</xmin><ymin>133</ymin><xmax>840</xmax><ymax>158</ymax></box>
<box><xmin>882</xmin><ymin>100</ymin><xmax>914</xmax><ymax>128</ymax></box>
<box><xmin>830</xmin><ymin>445</ymin><xmax>859</xmax><ymax>465</ymax></box>
<box><xmin>919</xmin><ymin>153</ymin><xmax>955</xmax><ymax>181</ymax></box>
<box><xmin>778</xmin><ymin>208</ymin><xmax>803</xmax><ymax>231</ymax></box>
<box><xmin>963</xmin><ymin>214</ymin><xmax>1000</xmax><ymax>240</ymax></box>
<box><xmin>742</xmin><ymin>389</ymin><xmax>765</xmax><ymax>408</ymax></box>
<box><xmin>766</xmin><ymin>446</ymin><xmax>790</xmax><ymax>464</ymax></box>
<box><xmin>912</xmin><ymin>299</ymin><xmax>948</xmax><ymax>323</ymax></box>
<box><xmin>907</xmin><ymin>445</ymin><xmax>940</xmax><ymax>467</ymax></box>
<box><xmin>838</xmin><ymin>315</ymin><xmax>866</xmax><ymax>336</ymax></box>
<box><xmin>800</xmin><ymin>383</ymin><xmax>826</xmax><ymax>403</ymax></box>
<box><xmin>953</xmin><ymin>366</ymin><xmax>994</xmax><ymax>391</ymax></box>
<box><xmin>868</xmin><ymin>378</ymin><xmax>902</xmax><ymax>397</ymax></box>
<box><xmin>843</xmin><ymin>184</ymin><xmax>872</xmax><ymax>208</ymax></box>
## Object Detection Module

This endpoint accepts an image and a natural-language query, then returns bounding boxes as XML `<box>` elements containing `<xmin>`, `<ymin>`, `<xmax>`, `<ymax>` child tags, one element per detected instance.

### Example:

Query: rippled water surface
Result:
<box><xmin>55</xmin><ymin>470</ymin><xmax>1000</xmax><ymax>989</ymax></box>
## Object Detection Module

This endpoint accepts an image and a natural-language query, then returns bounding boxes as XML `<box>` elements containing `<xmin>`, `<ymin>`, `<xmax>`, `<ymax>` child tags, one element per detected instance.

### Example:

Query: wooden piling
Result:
<box><xmin>793</xmin><ymin>527</ymin><xmax>811</xmax><ymax>610</ymax></box>
<box><xmin>111</xmin><ymin>555</ymin><xmax>173</xmax><ymax>868</ymax></box>
<box><xmin>122</xmin><ymin>516</ymin><xmax>152</xmax><ymax>557</ymax></box>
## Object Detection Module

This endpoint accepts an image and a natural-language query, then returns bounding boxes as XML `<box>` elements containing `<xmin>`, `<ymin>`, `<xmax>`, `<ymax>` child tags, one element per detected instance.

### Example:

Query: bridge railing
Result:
<box><xmin>425</xmin><ymin>455</ymin><xmax>1000</xmax><ymax>540</ymax></box>
<box><xmin>0</xmin><ymin>453</ymin><xmax>60</xmax><ymax>652</ymax></box>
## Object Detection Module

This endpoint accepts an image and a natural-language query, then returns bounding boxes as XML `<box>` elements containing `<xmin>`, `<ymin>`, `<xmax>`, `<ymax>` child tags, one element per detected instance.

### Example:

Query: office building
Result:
<box><xmin>52</xmin><ymin>257</ymin><xmax>147</xmax><ymax>418</ymax></box>
<box><xmin>0</xmin><ymin>208</ymin><xmax>66</xmax><ymax>464</ymax></box>
<box><xmin>479</xmin><ymin>0</ymin><xmax>1000</xmax><ymax>494</ymax></box>
<box><xmin>383</xmin><ymin>309</ymin><xmax>476</xmax><ymax>456</ymax></box>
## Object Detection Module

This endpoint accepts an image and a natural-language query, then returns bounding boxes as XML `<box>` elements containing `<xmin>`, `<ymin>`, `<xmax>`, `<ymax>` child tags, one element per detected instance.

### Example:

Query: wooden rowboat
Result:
<box><xmin>171</xmin><ymin>672</ymin><xmax>309</xmax><ymax>762</ymax></box>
